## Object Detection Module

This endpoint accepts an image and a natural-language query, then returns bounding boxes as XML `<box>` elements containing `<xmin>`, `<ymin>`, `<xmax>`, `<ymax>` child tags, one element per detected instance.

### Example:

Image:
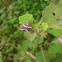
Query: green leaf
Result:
<box><xmin>5</xmin><ymin>43</ymin><xmax>10</xmax><ymax>46</ymax></box>
<box><xmin>44</xmin><ymin>0</ymin><xmax>49</xmax><ymax>1</ymax></box>
<box><xmin>8</xmin><ymin>18</ymin><xmax>17</xmax><ymax>24</ymax></box>
<box><xmin>0</xmin><ymin>58</ymin><xmax>3</xmax><ymax>62</ymax></box>
<box><xmin>0</xmin><ymin>51</ymin><xmax>1</xmax><ymax>57</ymax></box>
<box><xmin>53</xmin><ymin>54</ymin><xmax>62</xmax><ymax>62</ymax></box>
<box><xmin>24</xmin><ymin>32</ymin><xmax>37</xmax><ymax>42</ymax></box>
<box><xmin>1</xmin><ymin>40</ymin><xmax>7</xmax><ymax>46</ymax></box>
<box><xmin>41</xmin><ymin>22</ymin><xmax>48</xmax><ymax>31</ymax></box>
<box><xmin>0</xmin><ymin>51</ymin><xmax>2</xmax><ymax>62</ymax></box>
<box><xmin>19</xmin><ymin>14</ymin><xmax>34</xmax><ymax>24</ymax></box>
<box><xmin>17</xmin><ymin>44</ymin><xmax>22</xmax><ymax>50</ymax></box>
<box><xmin>5</xmin><ymin>46</ymin><xmax>13</xmax><ymax>53</ymax></box>
<box><xmin>36</xmin><ymin>51</ymin><xmax>50</xmax><ymax>62</ymax></box>
<box><xmin>21</xmin><ymin>51</ymin><xmax>25</xmax><ymax>56</ymax></box>
<box><xmin>33</xmin><ymin>36</ymin><xmax>43</xmax><ymax>48</ymax></box>
<box><xmin>22</xmin><ymin>40</ymin><xmax>30</xmax><ymax>50</ymax></box>
<box><xmin>14</xmin><ymin>52</ymin><xmax>21</xmax><ymax>61</ymax></box>
<box><xmin>28</xmin><ymin>42</ymin><xmax>33</xmax><ymax>48</ymax></box>
<box><xmin>25</xmin><ymin>60</ymin><xmax>32</xmax><ymax>62</ymax></box>
<box><xmin>48</xmin><ymin>43</ymin><xmax>62</xmax><ymax>54</ymax></box>
<box><xmin>42</xmin><ymin>1</ymin><xmax>62</xmax><ymax>29</ymax></box>
<box><xmin>23</xmin><ymin>56</ymin><xmax>32</xmax><ymax>62</ymax></box>
<box><xmin>47</xmin><ymin>28</ymin><xmax>62</xmax><ymax>37</ymax></box>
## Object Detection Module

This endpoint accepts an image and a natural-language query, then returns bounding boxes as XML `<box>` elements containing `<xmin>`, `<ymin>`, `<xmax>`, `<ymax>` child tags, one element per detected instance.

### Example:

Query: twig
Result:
<box><xmin>2</xmin><ymin>0</ymin><xmax>7</xmax><ymax>6</ymax></box>
<box><xmin>26</xmin><ymin>51</ymin><xmax>36</xmax><ymax>59</ymax></box>
<box><xmin>1</xmin><ymin>0</ymin><xmax>8</xmax><ymax>8</ymax></box>
<box><xmin>2</xmin><ymin>0</ymin><xmax>9</xmax><ymax>9</ymax></box>
<box><xmin>9</xmin><ymin>43</ymin><xmax>38</xmax><ymax>61</ymax></box>
<box><xmin>8</xmin><ymin>0</ymin><xmax>10</xmax><ymax>5</ymax></box>
<box><xmin>0</xmin><ymin>46</ymin><xmax>3</xmax><ymax>50</ymax></box>
<box><xmin>47</xmin><ymin>34</ymin><xmax>50</xmax><ymax>48</ymax></box>
<box><xmin>9</xmin><ymin>43</ymin><xmax>21</xmax><ymax>52</ymax></box>
<box><xmin>40</xmin><ymin>44</ymin><xmax>47</xmax><ymax>62</ymax></box>
<box><xmin>10</xmin><ymin>43</ymin><xmax>36</xmax><ymax>59</ymax></box>
<box><xmin>0</xmin><ymin>35</ymin><xmax>3</xmax><ymax>39</ymax></box>
<box><xmin>26</xmin><ymin>51</ymin><xmax>39</xmax><ymax>62</ymax></box>
<box><xmin>35</xmin><ymin>30</ymin><xmax>39</xmax><ymax>36</ymax></box>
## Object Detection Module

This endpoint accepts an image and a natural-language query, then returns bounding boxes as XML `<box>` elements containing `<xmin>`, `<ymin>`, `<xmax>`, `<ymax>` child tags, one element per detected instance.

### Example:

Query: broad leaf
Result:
<box><xmin>53</xmin><ymin>54</ymin><xmax>62</xmax><ymax>62</ymax></box>
<box><xmin>36</xmin><ymin>51</ymin><xmax>50</xmax><ymax>62</ymax></box>
<box><xmin>42</xmin><ymin>1</ymin><xmax>62</xmax><ymax>29</ymax></box>
<box><xmin>48</xmin><ymin>43</ymin><xmax>62</xmax><ymax>54</ymax></box>
<box><xmin>47</xmin><ymin>28</ymin><xmax>62</xmax><ymax>37</ymax></box>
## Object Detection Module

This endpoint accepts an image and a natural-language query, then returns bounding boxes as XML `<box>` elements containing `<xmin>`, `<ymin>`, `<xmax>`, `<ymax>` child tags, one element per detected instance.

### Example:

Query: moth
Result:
<box><xmin>19</xmin><ymin>21</ymin><xmax>34</xmax><ymax>33</ymax></box>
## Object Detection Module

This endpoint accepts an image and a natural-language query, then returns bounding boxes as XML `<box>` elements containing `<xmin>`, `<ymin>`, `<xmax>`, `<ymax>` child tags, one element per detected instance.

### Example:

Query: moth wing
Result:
<box><xmin>19</xmin><ymin>25</ymin><xmax>26</xmax><ymax>30</ymax></box>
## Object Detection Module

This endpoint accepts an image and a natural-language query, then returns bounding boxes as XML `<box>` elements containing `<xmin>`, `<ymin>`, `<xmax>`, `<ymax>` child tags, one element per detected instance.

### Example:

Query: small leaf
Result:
<box><xmin>21</xmin><ymin>51</ymin><xmax>25</xmax><ymax>56</ymax></box>
<box><xmin>5</xmin><ymin>46</ymin><xmax>13</xmax><ymax>53</ymax></box>
<box><xmin>33</xmin><ymin>36</ymin><xmax>43</xmax><ymax>48</ymax></box>
<box><xmin>1</xmin><ymin>40</ymin><xmax>7</xmax><ymax>46</ymax></box>
<box><xmin>19</xmin><ymin>14</ymin><xmax>34</xmax><ymax>24</ymax></box>
<box><xmin>22</xmin><ymin>40</ymin><xmax>30</xmax><ymax>50</ymax></box>
<box><xmin>14</xmin><ymin>52</ymin><xmax>21</xmax><ymax>61</ymax></box>
<box><xmin>17</xmin><ymin>44</ymin><xmax>22</xmax><ymax>50</ymax></box>
<box><xmin>23</xmin><ymin>56</ymin><xmax>32</xmax><ymax>62</ymax></box>
<box><xmin>44</xmin><ymin>0</ymin><xmax>49</xmax><ymax>1</ymax></box>
<box><xmin>25</xmin><ymin>60</ymin><xmax>32</xmax><ymax>62</ymax></box>
<box><xmin>8</xmin><ymin>18</ymin><xmax>17</xmax><ymax>24</ymax></box>
<box><xmin>41</xmin><ymin>22</ymin><xmax>48</xmax><ymax>31</ymax></box>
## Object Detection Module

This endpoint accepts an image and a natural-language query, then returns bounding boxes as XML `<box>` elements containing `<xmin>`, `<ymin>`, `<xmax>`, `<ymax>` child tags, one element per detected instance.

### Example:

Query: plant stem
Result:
<box><xmin>26</xmin><ymin>51</ymin><xmax>36</xmax><ymax>59</ymax></box>
<box><xmin>8</xmin><ymin>0</ymin><xmax>10</xmax><ymax>5</ymax></box>
<box><xmin>9</xmin><ymin>43</ymin><xmax>38</xmax><ymax>61</ymax></box>
<box><xmin>40</xmin><ymin>44</ymin><xmax>47</xmax><ymax>62</ymax></box>
<box><xmin>47</xmin><ymin>34</ymin><xmax>50</xmax><ymax>48</ymax></box>
<box><xmin>2</xmin><ymin>0</ymin><xmax>7</xmax><ymax>6</ymax></box>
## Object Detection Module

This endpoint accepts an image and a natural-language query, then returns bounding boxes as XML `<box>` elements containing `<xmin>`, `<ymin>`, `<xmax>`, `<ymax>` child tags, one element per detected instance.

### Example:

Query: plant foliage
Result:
<box><xmin>0</xmin><ymin>0</ymin><xmax>62</xmax><ymax>62</ymax></box>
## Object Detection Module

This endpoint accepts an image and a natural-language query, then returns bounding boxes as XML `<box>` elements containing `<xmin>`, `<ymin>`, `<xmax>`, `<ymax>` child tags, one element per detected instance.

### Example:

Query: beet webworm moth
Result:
<box><xmin>19</xmin><ymin>21</ymin><xmax>34</xmax><ymax>33</ymax></box>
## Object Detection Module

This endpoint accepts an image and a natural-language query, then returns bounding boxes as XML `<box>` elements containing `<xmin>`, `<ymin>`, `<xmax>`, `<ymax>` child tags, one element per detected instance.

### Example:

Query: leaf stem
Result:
<box><xmin>40</xmin><ymin>44</ymin><xmax>47</xmax><ymax>62</ymax></box>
